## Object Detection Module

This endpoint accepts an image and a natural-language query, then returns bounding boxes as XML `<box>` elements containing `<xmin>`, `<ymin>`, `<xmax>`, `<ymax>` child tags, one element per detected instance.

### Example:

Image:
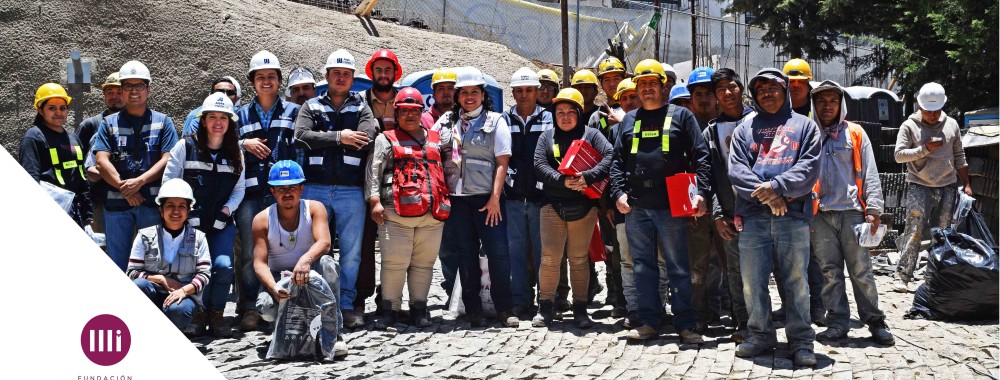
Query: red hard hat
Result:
<box><xmin>394</xmin><ymin>87</ymin><xmax>424</xmax><ymax>109</ymax></box>
<box><xmin>366</xmin><ymin>49</ymin><xmax>402</xmax><ymax>82</ymax></box>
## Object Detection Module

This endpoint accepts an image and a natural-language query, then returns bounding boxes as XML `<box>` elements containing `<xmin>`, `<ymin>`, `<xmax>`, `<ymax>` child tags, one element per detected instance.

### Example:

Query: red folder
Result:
<box><xmin>557</xmin><ymin>140</ymin><xmax>608</xmax><ymax>200</ymax></box>
<box><xmin>665</xmin><ymin>173</ymin><xmax>698</xmax><ymax>217</ymax></box>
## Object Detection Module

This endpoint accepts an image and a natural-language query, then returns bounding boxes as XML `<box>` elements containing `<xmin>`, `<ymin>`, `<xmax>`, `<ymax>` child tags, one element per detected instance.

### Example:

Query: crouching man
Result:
<box><xmin>253</xmin><ymin>160</ymin><xmax>347</xmax><ymax>357</ymax></box>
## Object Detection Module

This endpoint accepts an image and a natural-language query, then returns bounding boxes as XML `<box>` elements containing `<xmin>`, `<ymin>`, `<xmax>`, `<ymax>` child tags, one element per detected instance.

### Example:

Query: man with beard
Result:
<box><xmin>80</xmin><ymin>72</ymin><xmax>125</xmax><ymax>234</ymax></box>
<box><xmin>286</xmin><ymin>67</ymin><xmax>317</xmax><ymax>106</ymax></box>
<box><xmin>422</xmin><ymin>68</ymin><xmax>456</xmax><ymax>129</ymax></box>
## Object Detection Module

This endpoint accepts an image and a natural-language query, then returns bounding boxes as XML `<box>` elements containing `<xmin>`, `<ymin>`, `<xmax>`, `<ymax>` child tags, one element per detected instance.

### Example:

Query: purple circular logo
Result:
<box><xmin>80</xmin><ymin>314</ymin><xmax>131</xmax><ymax>366</ymax></box>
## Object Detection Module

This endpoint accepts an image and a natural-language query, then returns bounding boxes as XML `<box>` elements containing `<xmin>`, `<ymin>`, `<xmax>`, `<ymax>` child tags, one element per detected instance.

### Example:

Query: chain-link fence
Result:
<box><xmin>289</xmin><ymin>0</ymin><xmax>883</xmax><ymax>86</ymax></box>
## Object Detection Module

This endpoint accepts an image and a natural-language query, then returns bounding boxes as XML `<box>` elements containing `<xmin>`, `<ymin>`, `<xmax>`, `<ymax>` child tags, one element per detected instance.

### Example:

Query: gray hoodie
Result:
<box><xmin>809</xmin><ymin>80</ymin><xmax>884</xmax><ymax>215</ymax></box>
<box><xmin>894</xmin><ymin>111</ymin><xmax>967</xmax><ymax>187</ymax></box>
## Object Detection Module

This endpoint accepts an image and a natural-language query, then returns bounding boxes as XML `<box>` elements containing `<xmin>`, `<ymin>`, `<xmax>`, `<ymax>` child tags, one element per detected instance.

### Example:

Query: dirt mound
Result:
<box><xmin>0</xmin><ymin>0</ymin><xmax>535</xmax><ymax>155</ymax></box>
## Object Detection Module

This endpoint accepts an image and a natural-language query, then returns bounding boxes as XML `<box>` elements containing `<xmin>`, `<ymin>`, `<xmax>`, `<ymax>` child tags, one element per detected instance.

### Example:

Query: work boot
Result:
<box><xmin>730</xmin><ymin>329</ymin><xmax>750</xmax><ymax>344</ymax></box>
<box><xmin>344</xmin><ymin>308</ymin><xmax>365</xmax><ymax>328</ymax></box>
<box><xmin>679</xmin><ymin>329</ymin><xmax>705</xmax><ymax>344</ymax></box>
<box><xmin>409</xmin><ymin>301</ymin><xmax>432</xmax><ymax>328</ymax></box>
<box><xmin>622</xmin><ymin>311</ymin><xmax>639</xmax><ymax>329</ymax></box>
<box><xmin>373</xmin><ymin>301</ymin><xmax>397</xmax><ymax>330</ymax></box>
<box><xmin>466</xmin><ymin>311</ymin><xmax>488</xmax><ymax>328</ymax></box>
<box><xmin>816</xmin><ymin>326</ymin><xmax>849</xmax><ymax>341</ymax></box>
<box><xmin>868</xmin><ymin>318</ymin><xmax>896</xmax><ymax>346</ymax></box>
<box><xmin>735</xmin><ymin>340</ymin><xmax>776</xmax><ymax>358</ymax></box>
<box><xmin>626</xmin><ymin>325</ymin><xmax>659</xmax><ymax>340</ymax></box>
<box><xmin>771</xmin><ymin>307</ymin><xmax>786</xmax><ymax>322</ymax></box>
<box><xmin>587</xmin><ymin>282</ymin><xmax>604</xmax><ymax>304</ymax></box>
<box><xmin>499</xmin><ymin>311</ymin><xmax>520</xmax><ymax>328</ymax></box>
<box><xmin>183</xmin><ymin>309</ymin><xmax>206</xmax><ymax>337</ymax></box>
<box><xmin>239</xmin><ymin>310</ymin><xmax>261</xmax><ymax>332</ymax></box>
<box><xmin>572</xmin><ymin>301</ymin><xmax>594</xmax><ymax>329</ymax></box>
<box><xmin>610</xmin><ymin>305</ymin><xmax>627</xmax><ymax>319</ymax></box>
<box><xmin>532</xmin><ymin>300</ymin><xmax>554</xmax><ymax>328</ymax></box>
<box><xmin>793</xmin><ymin>349</ymin><xmax>817</xmax><ymax>367</ymax></box>
<box><xmin>811</xmin><ymin>307</ymin><xmax>827</xmax><ymax>327</ymax></box>
<box><xmin>208</xmin><ymin>310</ymin><xmax>234</xmax><ymax>338</ymax></box>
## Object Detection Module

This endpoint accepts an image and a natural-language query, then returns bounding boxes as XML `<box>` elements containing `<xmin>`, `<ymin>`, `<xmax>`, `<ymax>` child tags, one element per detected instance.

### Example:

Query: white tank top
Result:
<box><xmin>266</xmin><ymin>200</ymin><xmax>317</xmax><ymax>271</ymax></box>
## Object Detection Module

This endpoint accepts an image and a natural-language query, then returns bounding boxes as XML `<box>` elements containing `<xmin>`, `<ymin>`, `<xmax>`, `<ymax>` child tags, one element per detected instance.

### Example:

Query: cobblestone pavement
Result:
<box><xmin>201</xmin><ymin>258</ymin><xmax>999</xmax><ymax>379</ymax></box>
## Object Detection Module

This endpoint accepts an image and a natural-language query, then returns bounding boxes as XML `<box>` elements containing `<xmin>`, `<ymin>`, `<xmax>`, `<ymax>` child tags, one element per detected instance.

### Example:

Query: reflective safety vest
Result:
<box><xmin>135</xmin><ymin>224</ymin><xmax>206</xmax><ymax>302</ymax></box>
<box><xmin>381</xmin><ymin>128</ymin><xmax>451</xmax><ymax>221</ymax></box>
<box><xmin>104</xmin><ymin>111</ymin><xmax>169</xmax><ymax>210</ymax></box>
<box><xmin>235</xmin><ymin>99</ymin><xmax>299</xmax><ymax>197</ymax></box>
<box><xmin>630</xmin><ymin>104</ymin><xmax>675</xmax><ymax>154</ymax></box>
<box><xmin>48</xmin><ymin>134</ymin><xmax>85</xmax><ymax>187</ymax></box>
<box><xmin>812</xmin><ymin>122</ymin><xmax>866</xmax><ymax>214</ymax></box>
<box><xmin>180</xmin><ymin>137</ymin><xmax>240</xmax><ymax>232</ymax></box>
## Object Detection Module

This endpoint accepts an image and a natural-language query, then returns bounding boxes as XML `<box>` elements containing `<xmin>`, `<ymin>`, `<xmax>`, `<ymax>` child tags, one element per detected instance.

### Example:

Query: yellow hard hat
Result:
<box><xmin>783</xmin><ymin>58</ymin><xmax>813</xmax><ymax>80</ymax></box>
<box><xmin>431</xmin><ymin>68</ymin><xmax>457</xmax><ymax>86</ymax></box>
<box><xmin>571</xmin><ymin>69</ymin><xmax>598</xmax><ymax>87</ymax></box>
<box><xmin>632</xmin><ymin>59</ymin><xmax>666</xmax><ymax>84</ymax></box>
<box><xmin>552</xmin><ymin>88</ymin><xmax>585</xmax><ymax>110</ymax></box>
<box><xmin>34</xmin><ymin>83</ymin><xmax>72</xmax><ymax>110</ymax></box>
<box><xmin>101</xmin><ymin>72</ymin><xmax>121</xmax><ymax>88</ymax></box>
<box><xmin>598</xmin><ymin>57</ymin><xmax>626</xmax><ymax>78</ymax></box>
<box><xmin>537</xmin><ymin>69</ymin><xmax>560</xmax><ymax>86</ymax></box>
<box><xmin>614</xmin><ymin>78</ymin><xmax>636</xmax><ymax>101</ymax></box>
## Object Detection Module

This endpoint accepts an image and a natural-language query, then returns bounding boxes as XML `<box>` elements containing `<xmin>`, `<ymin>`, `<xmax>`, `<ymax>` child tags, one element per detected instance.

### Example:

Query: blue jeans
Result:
<box><xmin>303</xmin><ymin>184</ymin><xmax>364</xmax><ymax>310</ymax></box>
<box><xmin>626</xmin><ymin>207</ymin><xmax>696</xmax><ymax>331</ymax></box>
<box><xmin>235</xmin><ymin>195</ymin><xmax>272</xmax><ymax>311</ymax></box>
<box><xmin>812</xmin><ymin>210</ymin><xmax>885</xmax><ymax>329</ymax></box>
<box><xmin>105</xmin><ymin>206</ymin><xmax>160</xmax><ymax>270</ymax></box>
<box><xmin>202</xmin><ymin>223</ymin><xmax>236</xmax><ymax>311</ymax></box>
<box><xmin>739</xmin><ymin>214</ymin><xmax>816</xmax><ymax>350</ymax></box>
<box><xmin>618</xmin><ymin>223</ymin><xmax>671</xmax><ymax>312</ymax></box>
<box><xmin>443</xmin><ymin>195</ymin><xmax>514</xmax><ymax>315</ymax></box>
<box><xmin>135</xmin><ymin>278</ymin><xmax>198</xmax><ymax>329</ymax></box>
<box><xmin>506</xmin><ymin>200</ymin><xmax>543</xmax><ymax>307</ymax></box>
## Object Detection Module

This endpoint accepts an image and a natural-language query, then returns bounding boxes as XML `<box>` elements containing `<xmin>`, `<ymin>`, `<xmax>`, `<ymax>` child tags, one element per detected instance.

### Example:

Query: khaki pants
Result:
<box><xmin>378</xmin><ymin>207</ymin><xmax>444</xmax><ymax>310</ymax></box>
<box><xmin>539</xmin><ymin>205</ymin><xmax>597</xmax><ymax>302</ymax></box>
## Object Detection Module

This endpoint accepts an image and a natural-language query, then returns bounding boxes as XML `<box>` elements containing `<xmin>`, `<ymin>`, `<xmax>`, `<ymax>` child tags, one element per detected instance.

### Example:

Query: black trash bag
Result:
<box><xmin>266</xmin><ymin>270</ymin><xmax>341</xmax><ymax>361</ymax></box>
<box><xmin>957</xmin><ymin>207</ymin><xmax>999</xmax><ymax>254</ymax></box>
<box><xmin>905</xmin><ymin>228</ymin><xmax>999</xmax><ymax>321</ymax></box>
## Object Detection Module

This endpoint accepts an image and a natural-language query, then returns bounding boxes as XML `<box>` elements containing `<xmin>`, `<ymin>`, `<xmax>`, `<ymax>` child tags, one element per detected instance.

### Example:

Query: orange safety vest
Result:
<box><xmin>383</xmin><ymin>128</ymin><xmax>451</xmax><ymax>221</ymax></box>
<box><xmin>812</xmin><ymin>122</ymin><xmax>866</xmax><ymax>215</ymax></box>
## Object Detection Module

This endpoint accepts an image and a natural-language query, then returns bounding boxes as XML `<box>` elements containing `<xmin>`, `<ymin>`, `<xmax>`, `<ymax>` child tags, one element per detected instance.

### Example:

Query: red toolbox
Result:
<box><xmin>557</xmin><ymin>140</ymin><xmax>608</xmax><ymax>200</ymax></box>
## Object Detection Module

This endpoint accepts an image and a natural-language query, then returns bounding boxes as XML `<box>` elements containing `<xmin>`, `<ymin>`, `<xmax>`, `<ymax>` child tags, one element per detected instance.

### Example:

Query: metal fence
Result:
<box><xmin>288</xmin><ymin>0</ymin><xmax>883</xmax><ymax>87</ymax></box>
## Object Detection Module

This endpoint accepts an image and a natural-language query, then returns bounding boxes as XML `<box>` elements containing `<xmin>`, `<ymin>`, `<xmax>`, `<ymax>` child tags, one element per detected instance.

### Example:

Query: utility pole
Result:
<box><xmin>575</xmin><ymin>0</ymin><xmax>580</xmax><ymax>67</ymax></box>
<box><xmin>653</xmin><ymin>0</ymin><xmax>661</xmax><ymax>61</ymax></box>
<box><xmin>690</xmin><ymin>0</ymin><xmax>697</xmax><ymax>66</ymax></box>
<box><xmin>561</xmin><ymin>0</ymin><xmax>571</xmax><ymax>88</ymax></box>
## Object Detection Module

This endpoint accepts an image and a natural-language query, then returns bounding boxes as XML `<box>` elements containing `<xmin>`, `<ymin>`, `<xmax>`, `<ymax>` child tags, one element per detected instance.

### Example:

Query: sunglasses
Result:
<box><xmin>214</xmin><ymin>89</ymin><xmax>238</xmax><ymax>97</ymax></box>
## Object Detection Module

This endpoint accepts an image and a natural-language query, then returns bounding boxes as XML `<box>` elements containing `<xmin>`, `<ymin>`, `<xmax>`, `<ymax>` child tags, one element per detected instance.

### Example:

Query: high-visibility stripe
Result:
<box><xmin>630</xmin><ymin>111</ymin><xmax>672</xmax><ymax>154</ymax></box>
<box><xmin>399</xmin><ymin>195</ymin><xmax>422</xmax><ymax>204</ymax></box>
<box><xmin>184</xmin><ymin>161</ymin><xmax>213</xmax><ymax>171</ymax></box>
<box><xmin>49</xmin><ymin>148</ymin><xmax>60</xmax><ymax>165</ymax></box>
<box><xmin>552</xmin><ymin>144</ymin><xmax>561</xmax><ymax>159</ymax></box>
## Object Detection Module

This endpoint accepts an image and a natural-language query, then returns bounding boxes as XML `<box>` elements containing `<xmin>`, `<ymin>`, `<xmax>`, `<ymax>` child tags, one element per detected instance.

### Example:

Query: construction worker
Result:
<box><xmin>251</xmin><ymin>160</ymin><xmax>348</xmax><ymax>358</ymax></box>
<box><xmin>503</xmin><ymin>67</ymin><xmax>553</xmax><ymax>319</ymax></box>
<box><xmin>590</xmin><ymin>57</ymin><xmax>628</xmax><ymax>132</ymax></box>
<box><xmin>93</xmin><ymin>60</ymin><xmax>180</xmax><ymax>271</ymax></box>
<box><xmin>294</xmin><ymin>48</ymin><xmax>378</xmax><ymax>328</ymax></box>
<box><xmin>662</xmin><ymin>63</ymin><xmax>677</xmax><ymax>92</ymax></box>
<box><xmin>570</xmin><ymin>69</ymin><xmax>600</xmax><ymax>123</ymax></box>
<box><xmin>182</xmin><ymin>77</ymin><xmax>241</xmax><ymax>136</ymax></box>
<box><xmin>422</xmin><ymin>68</ymin><xmax>456</xmax><ymax>129</ymax></box>
<box><xmin>286</xmin><ymin>67</ymin><xmax>317</xmax><ymax>105</ymax></box>
<box><xmin>536</xmin><ymin>69</ymin><xmax>560</xmax><ymax>109</ymax></box>
<box><xmin>893</xmin><ymin>82</ymin><xmax>972</xmax><ymax>292</ymax></box>
<box><xmin>687</xmin><ymin>67</ymin><xmax>718</xmax><ymax>128</ymax></box>
<box><xmin>531</xmin><ymin>88</ymin><xmax>614</xmax><ymax>329</ymax></box>
<box><xmin>79</xmin><ymin>72</ymin><xmax>124</xmax><ymax>233</ymax></box>
<box><xmin>432</xmin><ymin>66</ymin><xmax>519</xmax><ymax>328</ymax></box>
<box><xmin>163</xmin><ymin>92</ymin><xmax>246</xmax><ymax>337</ymax></box>
<box><xmin>610</xmin><ymin>59</ymin><xmax>709</xmax><ymax>343</ymax></box>
<box><xmin>127</xmin><ymin>178</ymin><xmax>211</xmax><ymax>331</ymax></box>
<box><xmin>703</xmin><ymin>68</ymin><xmax>754</xmax><ymax>342</ymax></box>
<box><xmin>233</xmin><ymin>50</ymin><xmax>301</xmax><ymax>331</ymax></box>
<box><xmin>808</xmin><ymin>80</ymin><xmax>894</xmax><ymax>345</ymax></box>
<box><xmin>783</xmin><ymin>58</ymin><xmax>813</xmax><ymax>116</ymax></box>
<box><xmin>728</xmin><ymin>68</ymin><xmax>822</xmax><ymax>367</ymax></box>
<box><xmin>366</xmin><ymin>88</ymin><xmax>450</xmax><ymax>329</ymax></box>
<box><xmin>668</xmin><ymin>84</ymin><xmax>692</xmax><ymax>109</ymax></box>
<box><xmin>20</xmin><ymin>83</ymin><xmax>92</xmax><ymax>227</ymax></box>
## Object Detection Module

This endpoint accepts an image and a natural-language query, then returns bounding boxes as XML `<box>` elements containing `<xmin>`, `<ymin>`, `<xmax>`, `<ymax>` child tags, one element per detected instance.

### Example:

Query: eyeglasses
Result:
<box><xmin>214</xmin><ymin>89</ymin><xmax>238</xmax><ymax>97</ymax></box>
<box><xmin>396</xmin><ymin>108</ymin><xmax>422</xmax><ymax>115</ymax></box>
<box><xmin>122</xmin><ymin>83</ymin><xmax>148</xmax><ymax>92</ymax></box>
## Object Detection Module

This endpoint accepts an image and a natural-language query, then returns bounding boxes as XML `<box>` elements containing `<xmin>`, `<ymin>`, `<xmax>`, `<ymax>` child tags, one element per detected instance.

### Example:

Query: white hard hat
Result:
<box><xmin>156</xmin><ymin>178</ymin><xmax>196</xmax><ymax>208</ymax></box>
<box><xmin>119</xmin><ymin>60</ymin><xmax>152</xmax><ymax>83</ymax></box>
<box><xmin>510</xmin><ymin>67</ymin><xmax>540</xmax><ymax>88</ymax></box>
<box><xmin>222</xmin><ymin>76</ymin><xmax>242</xmax><ymax>107</ymax></box>
<box><xmin>661</xmin><ymin>63</ymin><xmax>677</xmax><ymax>80</ymax></box>
<box><xmin>247</xmin><ymin>50</ymin><xmax>282</xmax><ymax>81</ymax></box>
<box><xmin>324</xmin><ymin>49</ymin><xmax>356</xmax><ymax>72</ymax></box>
<box><xmin>197</xmin><ymin>92</ymin><xmax>238</xmax><ymax>121</ymax></box>
<box><xmin>917</xmin><ymin>82</ymin><xmax>947</xmax><ymax>111</ymax></box>
<box><xmin>455</xmin><ymin>66</ymin><xmax>486</xmax><ymax>88</ymax></box>
<box><xmin>287</xmin><ymin>67</ymin><xmax>316</xmax><ymax>87</ymax></box>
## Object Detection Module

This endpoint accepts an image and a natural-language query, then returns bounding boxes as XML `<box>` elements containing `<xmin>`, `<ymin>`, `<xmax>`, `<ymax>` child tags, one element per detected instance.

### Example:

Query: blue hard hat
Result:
<box><xmin>687</xmin><ymin>67</ymin><xmax>716</xmax><ymax>90</ymax></box>
<box><xmin>268</xmin><ymin>160</ymin><xmax>306</xmax><ymax>186</ymax></box>
<box><xmin>669</xmin><ymin>84</ymin><xmax>691</xmax><ymax>103</ymax></box>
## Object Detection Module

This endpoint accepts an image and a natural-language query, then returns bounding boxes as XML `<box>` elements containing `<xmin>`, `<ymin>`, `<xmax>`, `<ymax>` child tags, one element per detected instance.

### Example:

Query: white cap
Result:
<box><xmin>661</xmin><ymin>63</ymin><xmax>676</xmax><ymax>80</ymax></box>
<box><xmin>510</xmin><ymin>67</ymin><xmax>540</xmax><ymax>88</ymax></box>
<box><xmin>119</xmin><ymin>60</ymin><xmax>151</xmax><ymax>83</ymax></box>
<box><xmin>455</xmin><ymin>66</ymin><xmax>486</xmax><ymax>88</ymax></box>
<box><xmin>247</xmin><ymin>50</ymin><xmax>281</xmax><ymax>80</ymax></box>
<box><xmin>197</xmin><ymin>92</ymin><xmax>237</xmax><ymax>121</ymax></box>
<box><xmin>324</xmin><ymin>49</ymin><xmax>356</xmax><ymax>72</ymax></box>
<box><xmin>917</xmin><ymin>82</ymin><xmax>947</xmax><ymax>111</ymax></box>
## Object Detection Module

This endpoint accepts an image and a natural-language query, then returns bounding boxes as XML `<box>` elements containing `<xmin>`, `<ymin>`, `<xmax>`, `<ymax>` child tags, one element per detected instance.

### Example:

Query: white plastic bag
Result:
<box><xmin>84</xmin><ymin>225</ymin><xmax>106</xmax><ymax>247</ymax></box>
<box><xmin>448</xmin><ymin>254</ymin><xmax>496</xmax><ymax>317</ymax></box>
<box><xmin>854</xmin><ymin>222</ymin><xmax>888</xmax><ymax>248</ymax></box>
<box><xmin>40</xmin><ymin>181</ymin><xmax>73</xmax><ymax>215</ymax></box>
<box><xmin>266</xmin><ymin>270</ymin><xmax>341</xmax><ymax>361</ymax></box>
<box><xmin>952</xmin><ymin>189</ymin><xmax>976</xmax><ymax>228</ymax></box>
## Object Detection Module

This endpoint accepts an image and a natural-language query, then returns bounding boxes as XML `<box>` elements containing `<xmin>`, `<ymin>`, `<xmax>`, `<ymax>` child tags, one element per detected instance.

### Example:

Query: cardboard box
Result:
<box><xmin>665</xmin><ymin>173</ymin><xmax>698</xmax><ymax>217</ymax></box>
<box><xmin>557</xmin><ymin>140</ymin><xmax>609</xmax><ymax>199</ymax></box>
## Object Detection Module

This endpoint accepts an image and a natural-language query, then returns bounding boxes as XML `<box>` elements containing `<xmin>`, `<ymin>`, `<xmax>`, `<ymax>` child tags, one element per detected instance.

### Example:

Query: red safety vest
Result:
<box><xmin>383</xmin><ymin>128</ymin><xmax>451</xmax><ymax>221</ymax></box>
<box><xmin>812</xmin><ymin>122</ymin><xmax>866</xmax><ymax>215</ymax></box>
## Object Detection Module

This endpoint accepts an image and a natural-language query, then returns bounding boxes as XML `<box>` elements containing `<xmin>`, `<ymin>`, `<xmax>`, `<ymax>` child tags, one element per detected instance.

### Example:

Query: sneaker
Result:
<box><xmin>816</xmin><ymin>326</ymin><xmax>849</xmax><ymax>341</ymax></box>
<box><xmin>334</xmin><ymin>337</ymin><xmax>349</xmax><ymax>358</ymax></box>
<box><xmin>239</xmin><ymin>310</ymin><xmax>261</xmax><ymax>332</ymax></box>
<box><xmin>532</xmin><ymin>301</ymin><xmax>554</xmax><ymax>328</ymax></box>
<box><xmin>626</xmin><ymin>325</ymin><xmax>659</xmax><ymax>340</ymax></box>
<box><xmin>793</xmin><ymin>349</ymin><xmax>817</xmax><ymax>367</ymax></box>
<box><xmin>622</xmin><ymin>311</ymin><xmax>639</xmax><ymax>329</ymax></box>
<box><xmin>892</xmin><ymin>274</ymin><xmax>910</xmax><ymax>293</ymax></box>
<box><xmin>868</xmin><ymin>318</ymin><xmax>896</xmax><ymax>346</ymax></box>
<box><xmin>735</xmin><ymin>340</ymin><xmax>776</xmax><ymax>358</ymax></box>
<box><xmin>499</xmin><ymin>311</ymin><xmax>520</xmax><ymax>328</ymax></box>
<box><xmin>679</xmin><ymin>329</ymin><xmax>704</xmax><ymax>344</ymax></box>
<box><xmin>207</xmin><ymin>310</ymin><xmax>234</xmax><ymax>338</ymax></box>
<box><xmin>344</xmin><ymin>309</ymin><xmax>365</xmax><ymax>328</ymax></box>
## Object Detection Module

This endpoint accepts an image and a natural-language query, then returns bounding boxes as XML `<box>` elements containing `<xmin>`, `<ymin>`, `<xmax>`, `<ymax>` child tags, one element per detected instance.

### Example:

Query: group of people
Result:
<box><xmin>19</xmin><ymin>47</ymin><xmax>972</xmax><ymax>366</ymax></box>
